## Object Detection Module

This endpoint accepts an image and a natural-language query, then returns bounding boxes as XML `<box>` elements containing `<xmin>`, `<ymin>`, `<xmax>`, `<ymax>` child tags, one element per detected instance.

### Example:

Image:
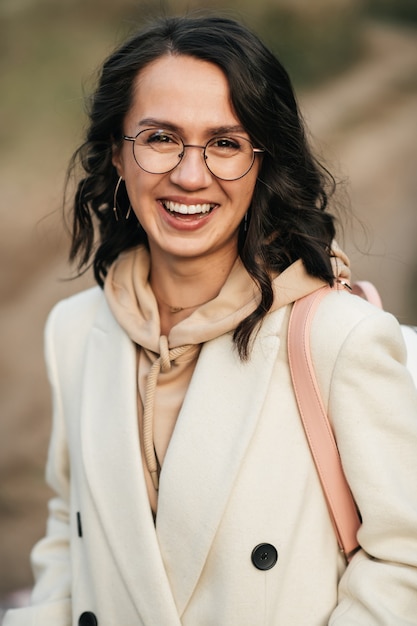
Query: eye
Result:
<box><xmin>148</xmin><ymin>131</ymin><xmax>174</xmax><ymax>144</ymax></box>
<box><xmin>207</xmin><ymin>136</ymin><xmax>245</xmax><ymax>158</ymax></box>
<box><xmin>212</xmin><ymin>137</ymin><xmax>241</xmax><ymax>150</ymax></box>
<box><xmin>139</xmin><ymin>129</ymin><xmax>182</xmax><ymax>151</ymax></box>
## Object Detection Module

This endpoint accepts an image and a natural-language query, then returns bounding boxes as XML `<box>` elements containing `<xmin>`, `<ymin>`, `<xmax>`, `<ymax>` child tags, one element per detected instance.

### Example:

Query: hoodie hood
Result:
<box><xmin>104</xmin><ymin>243</ymin><xmax>350</xmax><ymax>351</ymax></box>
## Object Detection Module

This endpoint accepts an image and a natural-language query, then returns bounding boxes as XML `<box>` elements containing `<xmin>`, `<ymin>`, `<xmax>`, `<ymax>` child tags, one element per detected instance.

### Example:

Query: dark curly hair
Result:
<box><xmin>68</xmin><ymin>14</ymin><xmax>336</xmax><ymax>359</ymax></box>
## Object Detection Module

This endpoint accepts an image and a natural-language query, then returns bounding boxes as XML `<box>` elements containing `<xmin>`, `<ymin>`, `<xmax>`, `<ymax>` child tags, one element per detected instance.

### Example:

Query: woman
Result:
<box><xmin>5</xmin><ymin>15</ymin><xmax>417</xmax><ymax>626</ymax></box>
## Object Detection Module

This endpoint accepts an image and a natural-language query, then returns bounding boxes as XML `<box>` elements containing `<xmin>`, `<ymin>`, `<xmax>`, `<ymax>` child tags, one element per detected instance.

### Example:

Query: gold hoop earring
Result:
<box><xmin>113</xmin><ymin>176</ymin><xmax>123</xmax><ymax>221</ymax></box>
<box><xmin>113</xmin><ymin>176</ymin><xmax>132</xmax><ymax>221</ymax></box>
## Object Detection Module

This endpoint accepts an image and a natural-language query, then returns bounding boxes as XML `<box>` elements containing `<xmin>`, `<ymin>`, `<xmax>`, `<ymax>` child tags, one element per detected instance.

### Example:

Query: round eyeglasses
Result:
<box><xmin>123</xmin><ymin>128</ymin><xmax>264</xmax><ymax>181</ymax></box>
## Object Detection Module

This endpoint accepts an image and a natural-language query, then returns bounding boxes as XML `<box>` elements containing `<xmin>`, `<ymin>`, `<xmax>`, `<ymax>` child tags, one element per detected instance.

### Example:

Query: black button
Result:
<box><xmin>79</xmin><ymin>612</ymin><xmax>98</xmax><ymax>626</ymax></box>
<box><xmin>251</xmin><ymin>543</ymin><xmax>278</xmax><ymax>570</ymax></box>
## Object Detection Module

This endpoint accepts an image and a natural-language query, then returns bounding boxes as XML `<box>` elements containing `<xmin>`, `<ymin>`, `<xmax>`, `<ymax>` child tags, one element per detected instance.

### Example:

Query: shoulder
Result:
<box><xmin>308</xmin><ymin>288</ymin><xmax>407</xmax><ymax>397</ymax></box>
<box><xmin>312</xmin><ymin>288</ymin><xmax>404</xmax><ymax>349</ymax></box>
<box><xmin>315</xmin><ymin>287</ymin><xmax>390</xmax><ymax>325</ymax></box>
<box><xmin>44</xmin><ymin>286</ymin><xmax>108</xmax><ymax>356</ymax></box>
<box><xmin>46</xmin><ymin>285</ymin><xmax>104</xmax><ymax>331</ymax></box>
<box><xmin>48</xmin><ymin>284</ymin><xmax>104</xmax><ymax>315</ymax></box>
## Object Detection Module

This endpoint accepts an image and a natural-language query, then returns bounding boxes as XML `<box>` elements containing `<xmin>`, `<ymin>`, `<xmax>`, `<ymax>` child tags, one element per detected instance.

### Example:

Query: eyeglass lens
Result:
<box><xmin>129</xmin><ymin>129</ymin><xmax>257</xmax><ymax>181</ymax></box>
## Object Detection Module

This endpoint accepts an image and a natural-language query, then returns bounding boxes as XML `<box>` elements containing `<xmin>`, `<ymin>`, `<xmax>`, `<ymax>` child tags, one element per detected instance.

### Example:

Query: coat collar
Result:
<box><xmin>80</xmin><ymin>294</ymin><xmax>285</xmax><ymax>619</ymax></box>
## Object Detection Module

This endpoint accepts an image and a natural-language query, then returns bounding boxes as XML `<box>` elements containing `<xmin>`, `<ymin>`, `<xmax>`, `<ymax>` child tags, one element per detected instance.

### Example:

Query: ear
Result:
<box><xmin>112</xmin><ymin>142</ymin><xmax>124</xmax><ymax>178</ymax></box>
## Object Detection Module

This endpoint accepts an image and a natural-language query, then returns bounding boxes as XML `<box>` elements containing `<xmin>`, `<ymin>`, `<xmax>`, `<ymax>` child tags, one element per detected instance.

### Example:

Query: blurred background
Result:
<box><xmin>1</xmin><ymin>0</ymin><xmax>416</xmax><ymax>614</ymax></box>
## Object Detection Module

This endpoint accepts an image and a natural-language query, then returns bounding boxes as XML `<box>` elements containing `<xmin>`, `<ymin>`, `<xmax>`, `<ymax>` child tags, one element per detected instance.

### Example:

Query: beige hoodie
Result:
<box><xmin>104</xmin><ymin>244</ymin><xmax>350</xmax><ymax>515</ymax></box>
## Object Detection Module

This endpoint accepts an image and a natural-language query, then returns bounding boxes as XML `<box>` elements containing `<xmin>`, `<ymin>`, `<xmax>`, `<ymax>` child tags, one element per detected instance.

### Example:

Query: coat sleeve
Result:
<box><xmin>3</xmin><ymin>303</ymin><xmax>72</xmax><ymax>626</ymax></box>
<box><xmin>323</xmin><ymin>307</ymin><xmax>417</xmax><ymax>624</ymax></box>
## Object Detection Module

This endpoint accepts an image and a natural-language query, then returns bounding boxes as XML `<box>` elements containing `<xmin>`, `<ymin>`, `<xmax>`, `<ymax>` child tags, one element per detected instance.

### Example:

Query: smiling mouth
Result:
<box><xmin>162</xmin><ymin>200</ymin><xmax>217</xmax><ymax>216</ymax></box>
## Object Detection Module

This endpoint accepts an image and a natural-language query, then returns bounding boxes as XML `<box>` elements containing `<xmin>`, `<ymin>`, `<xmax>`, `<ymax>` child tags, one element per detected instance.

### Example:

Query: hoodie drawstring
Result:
<box><xmin>143</xmin><ymin>336</ymin><xmax>193</xmax><ymax>490</ymax></box>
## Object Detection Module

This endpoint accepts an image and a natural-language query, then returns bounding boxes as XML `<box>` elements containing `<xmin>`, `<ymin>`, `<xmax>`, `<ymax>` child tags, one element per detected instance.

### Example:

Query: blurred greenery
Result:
<box><xmin>251</xmin><ymin>4</ymin><xmax>364</xmax><ymax>88</ymax></box>
<box><xmin>365</xmin><ymin>0</ymin><xmax>417</xmax><ymax>24</ymax></box>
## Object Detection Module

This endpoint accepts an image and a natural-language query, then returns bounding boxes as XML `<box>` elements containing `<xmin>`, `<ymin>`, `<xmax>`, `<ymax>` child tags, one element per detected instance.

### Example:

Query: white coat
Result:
<box><xmin>4</xmin><ymin>285</ymin><xmax>417</xmax><ymax>626</ymax></box>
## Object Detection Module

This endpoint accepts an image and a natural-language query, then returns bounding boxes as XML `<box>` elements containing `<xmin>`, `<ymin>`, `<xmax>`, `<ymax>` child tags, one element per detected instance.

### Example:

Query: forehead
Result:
<box><xmin>126</xmin><ymin>54</ymin><xmax>241</xmax><ymax>134</ymax></box>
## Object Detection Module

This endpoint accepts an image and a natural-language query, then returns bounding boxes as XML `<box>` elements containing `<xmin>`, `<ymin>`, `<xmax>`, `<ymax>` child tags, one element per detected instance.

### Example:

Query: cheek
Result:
<box><xmin>124</xmin><ymin>172</ymin><xmax>159</xmax><ymax>224</ymax></box>
<box><xmin>239</xmin><ymin>174</ymin><xmax>258</xmax><ymax>207</ymax></box>
<box><xmin>123</xmin><ymin>160</ymin><xmax>147</xmax><ymax>195</ymax></box>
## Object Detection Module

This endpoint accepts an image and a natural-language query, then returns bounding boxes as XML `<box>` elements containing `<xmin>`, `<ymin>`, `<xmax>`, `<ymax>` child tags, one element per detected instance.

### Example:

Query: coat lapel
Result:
<box><xmin>156</xmin><ymin>308</ymin><xmax>285</xmax><ymax>616</ymax></box>
<box><xmin>80</xmin><ymin>298</ymin><xmax>181</xmax><ymax>626</ymax></box>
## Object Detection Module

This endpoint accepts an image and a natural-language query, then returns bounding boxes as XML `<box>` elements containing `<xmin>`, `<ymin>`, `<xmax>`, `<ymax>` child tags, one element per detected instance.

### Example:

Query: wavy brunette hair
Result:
<box><xmin>68</xmin><ymin>14</ymin><xmax>336</xmax><ymax>359</ymax></box>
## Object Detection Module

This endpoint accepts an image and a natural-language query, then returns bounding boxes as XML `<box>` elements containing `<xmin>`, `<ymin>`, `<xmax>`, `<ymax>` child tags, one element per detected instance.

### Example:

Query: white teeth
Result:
<box><xmin>164</xmin><ymin>201</ymin><xmax>213</xmax><ymax>215</ymax></box>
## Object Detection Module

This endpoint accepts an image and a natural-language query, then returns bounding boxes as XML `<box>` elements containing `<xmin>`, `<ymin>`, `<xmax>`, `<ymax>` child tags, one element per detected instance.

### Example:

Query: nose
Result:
<box><xmin>169</xmin><ymin>144</ymin><xmax>213</xmax><ymax>189</ymax></box>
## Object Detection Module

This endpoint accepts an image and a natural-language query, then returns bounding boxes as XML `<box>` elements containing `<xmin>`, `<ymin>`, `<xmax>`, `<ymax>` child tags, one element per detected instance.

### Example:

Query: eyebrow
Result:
<box><xmin>136</xmin><ymin>118</ymin><xmax>247</xmax><ymax>136</ymax></box>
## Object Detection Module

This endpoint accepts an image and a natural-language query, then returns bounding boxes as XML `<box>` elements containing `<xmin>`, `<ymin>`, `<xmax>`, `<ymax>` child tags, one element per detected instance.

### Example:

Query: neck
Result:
<box><xmin>149</xmin><ymin>247</ymin><xmax>238</xmax><ymax>331</ymax></box>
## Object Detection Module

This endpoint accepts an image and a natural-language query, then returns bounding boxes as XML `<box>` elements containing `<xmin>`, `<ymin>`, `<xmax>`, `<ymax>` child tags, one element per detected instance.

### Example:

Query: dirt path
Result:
<box><xmin>302</xmin><ymin>21</ymin><xmax>417</xmax><ymax>319</ymax></box>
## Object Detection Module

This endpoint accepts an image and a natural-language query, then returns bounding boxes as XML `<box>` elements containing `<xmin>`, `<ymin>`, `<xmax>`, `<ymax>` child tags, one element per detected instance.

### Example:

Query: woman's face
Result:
<box><xmin>112</xmin><ymin>54</ymin><xmax>260</xmax><ymax>265</ymax></box>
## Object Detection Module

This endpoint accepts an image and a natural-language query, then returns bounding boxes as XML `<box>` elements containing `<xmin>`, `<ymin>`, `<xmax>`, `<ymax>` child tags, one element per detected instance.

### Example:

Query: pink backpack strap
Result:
<box><xmin>288</xmin><ymin>285</ymin><xmax>361</xmax><ymax>562</ymax></box>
